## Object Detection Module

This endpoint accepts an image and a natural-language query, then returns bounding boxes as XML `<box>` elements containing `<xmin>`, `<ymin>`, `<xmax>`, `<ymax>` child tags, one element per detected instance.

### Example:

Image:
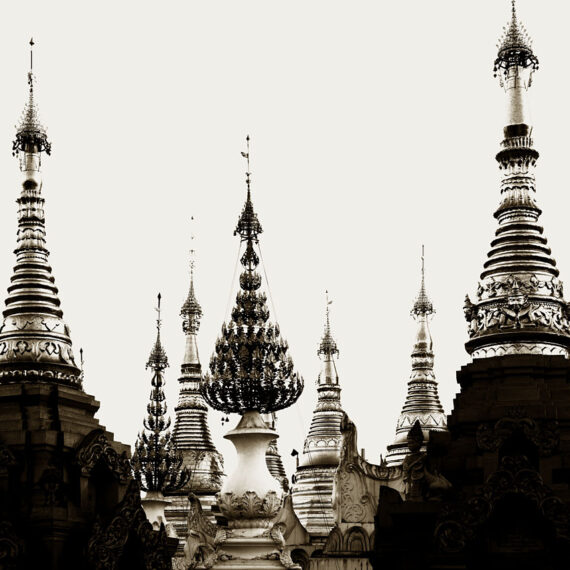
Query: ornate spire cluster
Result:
<box><xmin>132</xmin><ymin>295</ymin><xmax>189</xmax><ymax>494</ymax></box>
<box><xmin>201</xmin><ymin>137</ymin><xmax>303</xmax><ymax>415</ymax></box>
<box><xmin>0</xmin><ymin>42</ymin><xmax>80</xmax><ymax>386</ymax></box>
<box><xmin>386</xmin><ymin>253</ymin><xmax>446</xmax><ymax>466</ymax></box>
<box><xmin>464</xmin><ymin>1</ymin><xmax>570</xmax><ymax>359</ymax></box>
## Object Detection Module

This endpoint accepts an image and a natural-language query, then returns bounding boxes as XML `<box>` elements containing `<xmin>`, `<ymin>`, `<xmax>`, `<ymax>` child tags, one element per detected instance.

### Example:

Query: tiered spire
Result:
<box><xmin>171</xmin><ymin>228</ymin><xmax>223</xmax><ymax>491</ymax></box>
<box><xmin>465</xmin><ymin>1</ymin><xmax>570</xmax><ymax>359</ymax></box>
<box><xmin>300</xmin><ymin>292</ymin><xmax>343</xmax><ymax>467</ymax></box>
<box><xmin>386</xmin><ymin>250</ymin><xmax>446</xmax><ymax>466</ymax></box>
<box><xmin>132</xmin><ymin>295</ymin><xmax>189</xmax><ymax>494</ymax></box>
<box><xmin>0</xmin><ymin>41</ymin><xmax>80</xmax><ymax>386</ymax></box>
<box><xmin>292</xmin><ymin>293</ymin><xmax>345</xmax><ymax>535</ymax></box>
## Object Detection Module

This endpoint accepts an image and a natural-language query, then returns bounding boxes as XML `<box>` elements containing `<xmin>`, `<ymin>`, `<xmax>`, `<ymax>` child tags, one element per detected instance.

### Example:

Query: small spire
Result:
<box><xmin>147</xmin><ymin>293</ymin><xmax>169</xmax><ymax>371</ymax></box>
<box><xmin>412</xmin><ymin>245</ymin><xmax>434</xmax><ymax>317</ymax></box>
<box><xmin>13</xmin><ymin>39</ymin><xmax>51</xmax><ymax>156</ymax></box>
<box><xmin>318</xmin><ymin>290</ymin><xmax>339</xmax><ymax>357</ymax></box>
<box><xmin>181</xmin><ymin>217</ymin><xmax>203</xmax><ymax>334</ymax></box>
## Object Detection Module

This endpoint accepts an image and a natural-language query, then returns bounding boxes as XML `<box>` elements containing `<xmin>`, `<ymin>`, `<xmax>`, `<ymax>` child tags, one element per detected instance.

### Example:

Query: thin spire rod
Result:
<box><xmin>241</xmin><ymin>135</ymin><xmax>251</xmax><ymax>191</ymax></box>
<box><xmin>155</xmin><ymin>293</ymin><xmax>162</xmax><ymax>333</ymax></box>
<box><xmin>189</xmin><ymin>215</ymin><xmax>196</xmax><ymax>277</ymax></box>
<box><xmin>325</xmin><ymin>290</ymin><xmax>332</xmax><ymax>335</ymax></box>
<box><xmin>29</xmin><ymin>38</ymin><xmax>34</xmax><ymax>71</ymax></box>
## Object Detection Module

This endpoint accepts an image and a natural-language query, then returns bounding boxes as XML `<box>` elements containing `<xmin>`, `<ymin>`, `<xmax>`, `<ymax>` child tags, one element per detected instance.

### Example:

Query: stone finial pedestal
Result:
<box><xmin>211</xmin><ymin>411</ymin><xmax>299</xmax><ymax>570</ymax></box>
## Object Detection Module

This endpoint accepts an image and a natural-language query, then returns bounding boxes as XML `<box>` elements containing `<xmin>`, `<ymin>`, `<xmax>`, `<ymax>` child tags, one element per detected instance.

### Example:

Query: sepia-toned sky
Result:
<box><xmin>0</xmin><ymin>0</ymin><xmax>568</xmax><ymax>477</ymax></box>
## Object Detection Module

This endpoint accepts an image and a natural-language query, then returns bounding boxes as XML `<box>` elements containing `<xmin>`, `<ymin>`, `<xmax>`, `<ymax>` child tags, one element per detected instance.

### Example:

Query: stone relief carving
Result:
<box><xmin>87</xmin><ymin>480</ymin><xmax>174</xmax><ymax>570</ymax></box>
<box><xmin>464</xmin><ymin>294</ymin><xmax>570</xmax><ymax>338</ymax></box>
<box><xmin>476</xmin><ymin>416</ymin><xmax>559</xmax><ymax>456</ymax></box>
<box><xmin>75</xmin><ymin>430</ymin><xmax>131</xmax><ymax>482</ymax></box>
<box><xmin>477</xmin><ymin>274</ymin><xmax>563</xmax><ymax>301</ymax></box>
<box><xmin>217</xmin><ymin>490</ymin><xmax>282</xmax><ymax>527</ymax></box>
<box><xmin>183</xmin><ymin>493</ymin><xmax>217</xmax><ymax>569</ymax></box>
<box><xmin>334</xmin><ymin>414</ymin><xmax>396</xmax><ymax>524</ymax></box>
<box><xmin>435</xmin><ymin>456</ymin><xmax>570</xmax><ymax>553</ymax></box>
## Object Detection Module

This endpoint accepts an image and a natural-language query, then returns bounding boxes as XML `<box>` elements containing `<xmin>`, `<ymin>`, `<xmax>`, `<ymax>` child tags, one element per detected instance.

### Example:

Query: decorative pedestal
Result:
<box><xmin>142</xmin><ymin>490</ymin><xmax>174</xmax><ymax>533</ymax></box>
<box><xmin>211</xmin><ymin>411</ymin><xmax>299</xmax><ymax>570</ymax></box>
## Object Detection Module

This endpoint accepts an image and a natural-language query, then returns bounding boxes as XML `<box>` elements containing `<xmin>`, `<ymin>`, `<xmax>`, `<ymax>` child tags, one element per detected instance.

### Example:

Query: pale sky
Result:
<box><xmin>0</xmin><ymin>1</ymin><xmax>568</xmax><ymax>477</ymax></box>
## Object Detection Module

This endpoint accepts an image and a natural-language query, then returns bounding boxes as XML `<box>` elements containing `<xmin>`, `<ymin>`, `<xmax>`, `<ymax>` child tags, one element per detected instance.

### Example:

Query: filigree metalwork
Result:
<box><xmin>12</xmin><ymin>72</ymin><xmax>51</xmax><ymax>156</ymax></box>
<box><xmin>201</xmin><ymin>179</ymin><xmax>303</xmax><ymax>414</ymax></box>
<box><xmin>493</xmin><ymin>0</ymin><xmax>538</xmax><ymax>76</ymax></box>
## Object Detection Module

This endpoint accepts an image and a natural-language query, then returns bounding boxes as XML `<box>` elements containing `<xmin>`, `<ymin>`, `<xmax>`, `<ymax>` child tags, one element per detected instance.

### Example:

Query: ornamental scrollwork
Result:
<box><xmin>75</xmin><ymin>430</ymin><xmax>131</xmax><ymax>482</ymax></box>
<box><xmin>184</xmin><ymin>493</ymin><xmax>217</xmax><ymax>570</ymax></box>
<box><xmin>476</xmin><ymin>416</ymin><xmax>559</xmax><ymax>456</ymax></box>
<box><xmin>435</xmin><ymin>456</ymin><xmax>570</xmax><ymax>553</ymax></box>
<box><xmin>87</xmin><ymin>480</ymin><xmax>174</xmax><ymax>570</ymax></box>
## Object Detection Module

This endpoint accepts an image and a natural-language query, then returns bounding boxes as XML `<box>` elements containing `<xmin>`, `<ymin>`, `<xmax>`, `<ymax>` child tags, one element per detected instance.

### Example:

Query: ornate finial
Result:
<box><xmin>201</xmin><ymin>138</ymin><xmax>303</xmax><ymax>415</ymax></box>
<box><xmin>235</xmin><ymin>135</ymin><xmax>263</xmax><ymax>250</ymax></box>
<box><xmin>147</xmin><ymin>293</ymin><xmax>169</xmax><ymax>371</ymax></box>
<box><xmin>181</xmin><ymin>218</ymin><xmax>203</xmax><ymax>333</ymax></box>
<box><xmin>412</xmin><ymin>245</ymin><xmax>434</xmax><ymax>317</ymax></box>
<box><xmin>13</xmin><ymin>39</ymin><xmax>51</xmax><ymax>156</ymax></box>
<box><xmin>318</xmin><ymin>290</ymin><xmax>339</xmax><ymax>357</ymax></box>
<box><xmin>494</xmin><ymin>0</ymin><xmax>538</xmax><ymax>75</ymax></box>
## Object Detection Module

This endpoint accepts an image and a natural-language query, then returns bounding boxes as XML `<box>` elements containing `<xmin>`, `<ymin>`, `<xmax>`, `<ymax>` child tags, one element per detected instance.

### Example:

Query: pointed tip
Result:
<box><xmin>13</xmin><ymin>42</ymin><xmax>51</xmax><ymax>156</ymax></box>
<box><xmin>318</xmin><ymin>292</ymin><xmax>339</xmax><ymax>357</ymax></box>
<box><xmin>412</xmin><ymin>248</ymin><xmax>434</xmax><ymax>316</ymax></box>
<box><xmin>148</xmin><ymin>296</ymin><xmax>168</xmax><ymax>371</ymax></box>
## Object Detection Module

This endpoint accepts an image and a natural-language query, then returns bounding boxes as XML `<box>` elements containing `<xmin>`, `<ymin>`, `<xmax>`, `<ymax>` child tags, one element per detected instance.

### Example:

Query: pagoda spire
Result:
<box><xmin>292</xmin><ymin>292</ymin><xmax>345</xmax><ymax>535</ymax></box>
<box><xmin>132</xmin><ymin>294</ymin><xmax>189</xmax><ymax>495</ymax></box>
<box><xmin>464</xmin><ymin>1</ymin><xmax>570</xmax><ymax>359</ymax></box>
<box><xmin>386</xmin><ymin>249</ymin><xmax>446</xmax><ymax>466</ymax></box>
<box><xmin>0</xmin><ymin>41</ymin><xmax>80</xmax><ymax>386</ymax></box>
<box><xmin>170</xmin><ymin>223</ymin><xmax>223</xmax><ymax>489</ymax></box>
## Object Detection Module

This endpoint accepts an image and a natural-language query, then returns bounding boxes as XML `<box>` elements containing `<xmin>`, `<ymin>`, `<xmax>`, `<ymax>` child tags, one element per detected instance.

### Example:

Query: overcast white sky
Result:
<box><xmin>0</xmin><ymin>1</ymin><xmax>568</xmax><ymax>477</ymax></box>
